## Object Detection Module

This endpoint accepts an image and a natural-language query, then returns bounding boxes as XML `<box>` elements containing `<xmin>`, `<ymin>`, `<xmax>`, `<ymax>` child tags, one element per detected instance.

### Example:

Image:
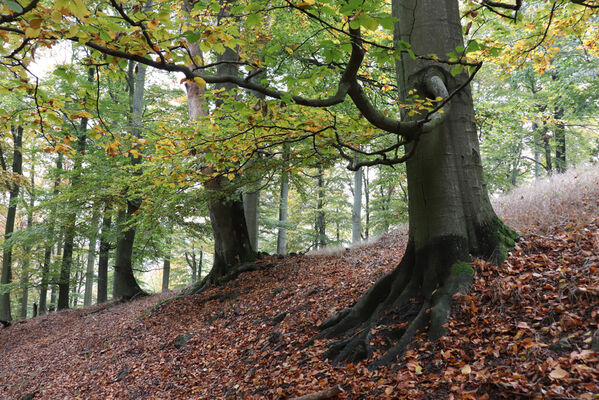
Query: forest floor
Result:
<box><xmin>1</xmin><ymin>165</ymin><xmax>599</xmax><ymax>400</ymax></box>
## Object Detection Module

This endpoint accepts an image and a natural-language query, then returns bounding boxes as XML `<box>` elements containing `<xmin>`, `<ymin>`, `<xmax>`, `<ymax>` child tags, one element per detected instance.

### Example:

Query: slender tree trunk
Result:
<box><xmin>58</xmin><ymin>68</ymin><xmax>94</xmax><ymax>310</ymax></box>
<box><xmin>316</xmin><ymin>166</ymin><xmax>326</xmax><ymax>249</ymax></box>
<box><xmin>554</xmin><ymin>109</ymin><xmax>566</xmax><ymax>173</ymax></box>
<box><xmin>277</xmin><ymin>145</ymin><xmax>290</xmax><ymax>255</ymax></box>
<box><xmin>0</xmin><ymin>126</ymin><xmax>23</xmax><ymax>322</ymax></box>
<box><xmin>19</xmin><ymin>164</ymin><xmax>35</xmax><ymax>319</ymax></box>
<box><xmin>532</xmin><ymin>122</ymin><xmax>541</xmax><ymax>179</ymax></box>
<box><xmin>364</xmin><ymin>167</ymin><xmax>370</xmax><ymax>240</ymax></box>
<box><xmin>352</xmin><ymin>167</ymin><xmax>363</xmax><ymax>244</ymax></box>
<box><xmin>319</xmin><ymin>0</ymin><xmax>517</xmax><ymax>366</ymax></box>
<box><xmin>39</xmin><ymin>154</ymin><xmax>62</xmax><ymax>315</ymax></box>
<box><xmin>162</xmin><ymin>233</ymin><xmax>172</xmax><ymax>292</ymax></box>
<box><xmin>83</xmin><ymin>207</ymin><xmax>100</xmax><ymax>307</ymax></box>
<box><xmin>96</xmin><ymin>204</ymin><xmax>112</xmax><ymax>304</ymax></box>
<box><xmin>185</xmin><ymin>250</ymin><xmax>197</xmax><ymax>282</ymax></box>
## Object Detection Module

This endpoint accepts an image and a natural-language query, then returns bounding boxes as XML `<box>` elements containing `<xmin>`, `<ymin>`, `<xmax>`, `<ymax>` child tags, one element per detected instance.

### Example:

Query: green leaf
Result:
<box><xmin>357</xmin><ymin>14</ymin><xmax>379</xmax><ymax>31</ymax></box>
<box><xmin>1</xmin><ymin>0</ymin><xmax>23</xmax><ymax>12</ymax></box>
<box><xmin>246</xmin><ymin>13</ymin><xmax>260</xmax><ymax>26</ymax></box>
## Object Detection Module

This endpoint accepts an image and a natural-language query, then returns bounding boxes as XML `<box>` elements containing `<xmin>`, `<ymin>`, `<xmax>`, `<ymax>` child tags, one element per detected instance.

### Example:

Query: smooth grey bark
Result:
<box><xmin>319</xmin><ymin>0</ymin><xmax>516</xmax><ymax>366</ymax></box>
<box><xmin>113</xmin><ymin>60</ymin><xmax>147</xmax><ymax>300</ymax></box>
<box><xmin>554</xmin><ymin>108</ymin><xmax>566</xmax><ymax>173</ymax></box>
<box><xmin>243</xmin><ymin>191</ymin><xmax>259</xmax><ymax>252</ymax></box>
<box><xmin>96</xmin><ymin>204</ymin><xmax>112</xmax><ymax>304</ymax></box>
<box><xmin>39</xmin><ymin>154</ymin><xmax>62</xmax><ymax>315</ymax></box>
<box><xmin>83</xmin><ymin>207</ymin><xmax>100</xmax><ymax>307</ymax></box>
<box><xmin>277</xmin><ymin>145</ymin><xmax>290</xmax><ymax>255</ymax></box>
<box><xmin>0</xmin><ymin>126</ymin><xmax>23</xmax><ymax>322</ymax></box>
<box><xmin>352</xmin><ymin>167</ymin><xmax>363</xmax><ymax>244</ymax></box>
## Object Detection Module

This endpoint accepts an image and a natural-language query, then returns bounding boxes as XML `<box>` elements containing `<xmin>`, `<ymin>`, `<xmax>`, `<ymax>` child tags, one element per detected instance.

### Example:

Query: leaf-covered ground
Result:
<box><xmin>1</xmin><ymin>166</ymin><xmax>598</xmax><ymax>400</ymax></box>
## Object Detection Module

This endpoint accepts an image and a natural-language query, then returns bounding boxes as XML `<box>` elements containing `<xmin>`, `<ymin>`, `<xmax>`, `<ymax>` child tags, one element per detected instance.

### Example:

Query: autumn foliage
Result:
<box><xmin>1</xmin><ymin>166</ymin><xmax>598</xmax><ymax>399</ymax></box>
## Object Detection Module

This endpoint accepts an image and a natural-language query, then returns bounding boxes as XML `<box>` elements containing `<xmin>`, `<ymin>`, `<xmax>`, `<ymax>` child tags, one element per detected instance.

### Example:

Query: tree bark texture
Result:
<box><xmin>19</xmin><ymin>166</ymin><xmax>35</xmax><ymax>319</ymax></box>
<box><xmin>318</xmin><ymin>0</ymin><xmax>517</xmax><ymax>366</ymax></box>
<box><xmin>316</xmin><ymin>165</ymin><xmax>326</xmax><ymax>249</ymax></box>
<box><xmin>0</xmin><ymin>126</ymin><xmax>23</xmax><ymax>322</ymax></box>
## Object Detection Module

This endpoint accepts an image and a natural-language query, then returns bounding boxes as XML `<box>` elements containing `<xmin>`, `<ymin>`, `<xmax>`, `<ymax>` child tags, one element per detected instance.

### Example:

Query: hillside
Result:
<box><xmin>1</xmin><ymin>165</ymin><xmax>598</xmax><ymax>400</ymax></box>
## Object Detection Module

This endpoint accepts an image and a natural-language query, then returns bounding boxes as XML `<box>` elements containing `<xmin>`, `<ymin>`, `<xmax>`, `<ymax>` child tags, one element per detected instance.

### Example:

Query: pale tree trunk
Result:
<box><xmin>96</xmin><ymin>204</ymin><xmax>112</xmax><ymax>304</ymax></box>
<box><xmin>554</xmin><ymin>108</ymin><xmax>566</xmax><ymax>173</ymax></box>
<box><xmin>83</xmin><ymin>207</ymin><xmax>100</xmax><ymax>307</ymax></box>
<box><xmin>277</xmin><ymin>145</ymin><xmax>290</xmax><ymax>255</ymax></box>
<box><xmin>183</xmin><ymin>0</ymin><xmax>255</xmax><ymax>289</ymax></box>
<box><xmin>352</xmin><ymin>167</ymin><xmax>363</xmax><ymax>244</ymax></box>
<box><xmin>113</xmin><ymin>60</ymin><xmax>147</xmax><ymax>300</ymax></box>
<box><xmin>39</xmin><ymin>154</ymin><xmax>62</xmax><ymax>315</ymax></box>
<box><xmin>19</xmin><ymin>163</ymin><xmax>35</xmax><ymax>319</ymax></box>
<box><xmin>363</xmin><ymin>167</ymin><xmax>370</xmax><ymax>239</ymax></box>
<box><xmin>243</xmin><ymin>191</ymin><xmax>259</xmax><ymax>252</ymax></box>
<box><xmin>0</xmin><ymin>126</ymin><xmax>23</xmax><ymax>322</ymax></box>
<box><xmin>315</xmin><ymin>166</ymin><xmax>326</xmax><ymax>248</ymax></box>
<box><xmin>319</xmin><ymin>0</ymin><xmax>517</xmax><ymax>366</ymax></box>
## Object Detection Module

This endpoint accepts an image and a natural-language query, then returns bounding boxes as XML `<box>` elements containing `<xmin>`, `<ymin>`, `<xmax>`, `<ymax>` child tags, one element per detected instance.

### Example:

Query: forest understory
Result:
<box><xmin>1</xmin><ymin>166</ymin><xmax>598</xmax><ymax>400</ymax></box>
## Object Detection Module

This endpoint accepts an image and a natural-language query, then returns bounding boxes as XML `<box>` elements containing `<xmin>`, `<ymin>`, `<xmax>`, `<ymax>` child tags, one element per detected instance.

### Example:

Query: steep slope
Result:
<box><xmin>1</xmin><ymin>165</ymin><xmax>598</xmax><ymax>400</ymax></box>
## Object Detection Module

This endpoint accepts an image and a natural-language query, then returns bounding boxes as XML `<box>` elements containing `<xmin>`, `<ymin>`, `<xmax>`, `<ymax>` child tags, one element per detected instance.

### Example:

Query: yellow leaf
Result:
<box><xmin>384</xmin><ymin>386</ymin><xmax>394</xmax><ymax>395</ymax></box>
<box><xmin>549</xmin><ymin>367</ymin><xmax>568</xmax><ymax>380</ymax></box>
<box><xmin>25</xmin><ymin>27</ymin><xmax>40</xmax><ymax>38</ymax></box>
<box><xmin>297</xmin><ymin>0</ymin><xmax>315</xmax><ymax>9</ymax></box>
<box><xmin>227</xmin><ymin>173</ymin><xmax>235</xmax><ymax>180</ymax></box>
<box><xmin>194</xmin><ymin>77</ymin><xmax>206</xmax><ymax>87</ymax></box>
<box><xmin>461</xmin><ymin>364</ymin><xmax>472</xmax><ymax>375</ymax></box>
<box><xmin>69</xmin><ymin>0</ymin><xmax>88</xmax><ymax>19</ymax></box>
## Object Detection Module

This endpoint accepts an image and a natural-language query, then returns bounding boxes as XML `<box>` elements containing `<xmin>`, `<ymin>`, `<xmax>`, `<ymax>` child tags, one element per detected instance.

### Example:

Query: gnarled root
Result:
<box><xmin>317</xmin><ymin>241</ymin><xmax>477</xmax><ymax>367</ymax></box>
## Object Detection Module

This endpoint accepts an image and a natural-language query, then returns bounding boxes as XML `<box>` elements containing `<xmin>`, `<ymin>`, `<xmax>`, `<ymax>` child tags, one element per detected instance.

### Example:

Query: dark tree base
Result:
<box><xmin>317</xmin><ymin>222</ymin><xmax>518</xmax><ymax>367</ymax></box>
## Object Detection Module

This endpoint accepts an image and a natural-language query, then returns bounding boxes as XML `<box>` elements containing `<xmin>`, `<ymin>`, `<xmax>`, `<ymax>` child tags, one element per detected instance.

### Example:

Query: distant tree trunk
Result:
<box><xmin>554</xmin><ymin>109</ymin><xmax>566</xmax><ymax>173</ymax></box>
<box><xmin>316</xmin><ymin>166</ymin><xmax>326</xmax><ymax>248</ymax></box>
<box><xmin>83</xmin><ymin>207</ymin><xmax>100</xmax><ymax>307</ymax></box>
<box><xmin>352</xmin><ymin>167</ymin><xmax>363</xmax><ymax>244</ymax></box>
<box><xmin>363</xmin><ymin>167</ymin><xmax>370</xmax><ymax>240</ymax></box>
<box><xmin>96</xmin><ymin>204</ymin><xmax>112</xmax><ymax>304</ymax></box>
<box><xmin>183</xmin><ymin>0</ymin><xmax>255</xmax><ymax>286</ymax></box>
<box><xmin>162</xmin><ymin>234</ymin><xmax>172</xmax><ymax>292</ymax></box>
<box><xmin>19</xmin><ymin>163</ymin><xmax>35</xmax><ymax>319</ymax></box>
<box><xmin>58</xmin><ymin>67</ymin><xmax>94</xmax><ymax>310</ymax></box>
<box><xmin>277</xmin><ymin>145</ymin><xmax>290</xmax><ymax>255</ymax></box>
<box><xmin>39</xmin><ymin>154</ymin><xmax>62</xmax><ymax>315</ymax></box>
<box><xmin>532</xmin><ymin>122</ymin><xmax>541</xmax><ymax>179</ymax></box>
<box><xmin>0</xmin><ymin>125</ymin><xmax>23</xmax><ymax>322</ymax></box>
<box><xmin>113</xmin><ymin>60</ymin><xmax>147</xmax><ymax>300</ymax></box>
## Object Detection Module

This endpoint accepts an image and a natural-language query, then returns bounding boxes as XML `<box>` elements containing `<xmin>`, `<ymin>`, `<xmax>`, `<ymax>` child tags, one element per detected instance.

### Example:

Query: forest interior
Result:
<box><xmin>0</xmin><ymin>0</ymin><xmax>599</xmax><ymax>399</ymax></box>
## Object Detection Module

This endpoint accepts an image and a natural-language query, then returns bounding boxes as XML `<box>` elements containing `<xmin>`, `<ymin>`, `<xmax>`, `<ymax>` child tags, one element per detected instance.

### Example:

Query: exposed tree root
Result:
<box><xmin>317</xmin><ymin>239</ymin><xmax>479</xmax><ymax>367</ymax></box>
<box><xmin>182</xmin><ymin>261</ymin><xmax>275</xmax><ymax>296</ymax></box>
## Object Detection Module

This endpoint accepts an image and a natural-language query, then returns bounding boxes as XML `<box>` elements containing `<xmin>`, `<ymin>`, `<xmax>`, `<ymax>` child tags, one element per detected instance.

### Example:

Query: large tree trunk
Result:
<box><xmin>318</xmin><ymin>0</ymin><xmax>517</xmax><ymax>366</ymax></box>
<box><xmin>161</xmin><ymin>234</ymin><xmax>171</xmax><ymax>292</ymax></box>
<box><xmin>96</xmin><ymin>204</ymin><xmax>112</xmax><ymax>304</ymax></box>
<box><xmin>183</xmin><ymin>0</ymin><xmax>255</xmax><ymax>288</ymax></box>
<box><xmin>0</xmin><ymin>126</ymin><xmax>23</xmax><ymax>322</ymax></box>
<box><xmin>243</xmin><ymin>190</ymin><xmax>259</xmax><ymax>252</ymax></box>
